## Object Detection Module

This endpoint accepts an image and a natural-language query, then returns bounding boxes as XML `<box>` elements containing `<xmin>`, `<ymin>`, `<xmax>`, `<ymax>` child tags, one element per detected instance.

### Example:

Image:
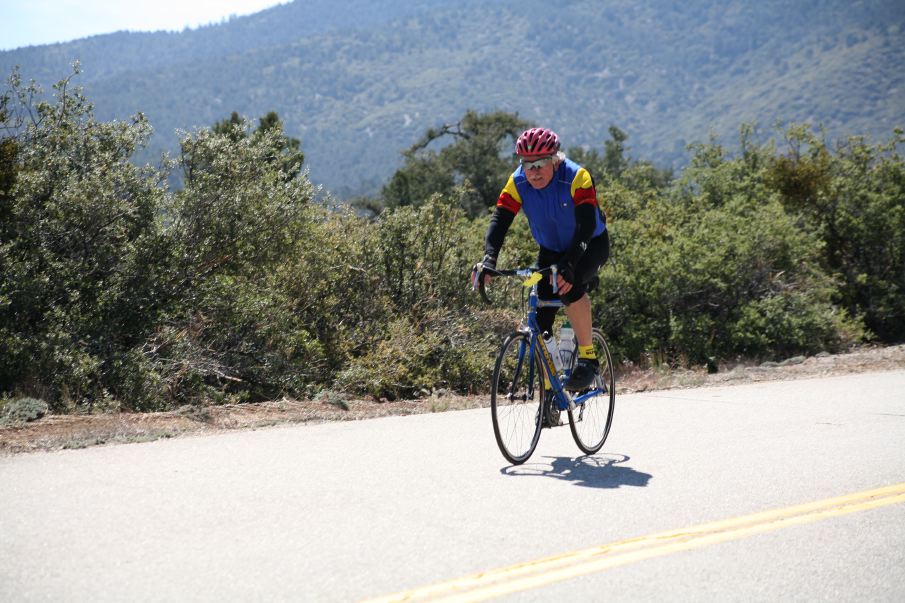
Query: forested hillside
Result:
<box><xmin>2</xmin><ymin>0</ymin><xmax>903</xmax><ymax>196</ymax></box>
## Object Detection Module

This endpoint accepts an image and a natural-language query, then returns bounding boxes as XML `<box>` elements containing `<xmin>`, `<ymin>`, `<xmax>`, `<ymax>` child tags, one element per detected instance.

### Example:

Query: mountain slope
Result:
<box><xmin>2</xmin><ymin>0</ymin><xmax>903</xmax><ymax>196</ymax></box>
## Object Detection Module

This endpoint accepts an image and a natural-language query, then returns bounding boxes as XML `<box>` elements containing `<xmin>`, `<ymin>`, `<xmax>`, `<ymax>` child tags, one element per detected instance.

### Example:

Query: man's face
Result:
<box><xmin>521</xmin><ymin>155</ymin><xmax>556</xmax><ymax>189</ymax></box>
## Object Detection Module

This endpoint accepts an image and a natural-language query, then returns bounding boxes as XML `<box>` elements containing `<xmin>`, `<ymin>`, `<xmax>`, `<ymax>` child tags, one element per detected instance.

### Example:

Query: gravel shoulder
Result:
<box><xmin>2</xmin><ymin>344</ymin><xmax>903</xmax><ymax>455</ymax></box>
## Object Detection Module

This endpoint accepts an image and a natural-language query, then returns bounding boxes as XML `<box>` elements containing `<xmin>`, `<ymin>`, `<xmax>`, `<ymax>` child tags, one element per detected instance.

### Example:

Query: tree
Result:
<box><xmin>767</xmin><ymin>125</ymin><xmax>905</xmax><ymax>341</ymax></box>
<box><xmin>158</xmin><ymin>115</ymin><xmax>317</xmax><ymax>404</ymax></box>
<box><xmin>0</xmin><ymin>67</ymin><xmax>321</xmax><ymax>410</ymax></box>
<box><xmin>0</xmin><ymin>65</ymin><xmax>170</xmax><ymax>407</ymax></box>
<box><xmin>603</xmin><ymin>125</ymin><xmax>629</xmax><ymax>177</ymax></box>
<box><xmin>381</xmin><ymin>110</ymin><xmax>530</xmax><ymax>217</ymax></box>
<box><xmin>194</xmin><ymin>110</ymin><xmax>304</xmax><ymax>185</ymax></box>
<box><xmin>569</xmin><ymin>125</ymin><xmax>672</xmax><ymax>192</ymax></box>
<box><xmin>254</xmin><ymin>111</ymin><xmax>305</xmax><ymax>178</ymax></box>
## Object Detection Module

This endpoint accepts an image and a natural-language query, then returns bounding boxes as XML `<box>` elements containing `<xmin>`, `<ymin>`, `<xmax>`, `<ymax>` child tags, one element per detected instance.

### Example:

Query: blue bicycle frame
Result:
<box><xmin>518</xmin><ymin>274</ymin><xmax>604</xmax><ymax>413</ymax></box>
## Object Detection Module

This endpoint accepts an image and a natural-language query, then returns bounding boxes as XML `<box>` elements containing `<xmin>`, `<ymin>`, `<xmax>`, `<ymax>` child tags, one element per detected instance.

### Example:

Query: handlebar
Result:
<box><xmin>471</xmin><ymin>264</ymin><xmax>559</xmax><ymax>305</ymax></box>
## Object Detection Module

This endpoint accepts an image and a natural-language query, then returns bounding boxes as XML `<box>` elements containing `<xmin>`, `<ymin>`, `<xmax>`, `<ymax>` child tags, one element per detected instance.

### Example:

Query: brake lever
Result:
<box><xmin>471</xmin><ymin>262</ymin><xmax>484</xmax><ymax>291</ymax></box>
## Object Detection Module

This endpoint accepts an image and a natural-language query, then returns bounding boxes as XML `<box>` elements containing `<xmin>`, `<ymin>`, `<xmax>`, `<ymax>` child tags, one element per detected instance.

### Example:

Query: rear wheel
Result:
<box><xmin>567</xmin><ymin>329</ymin><xmax>615</xmax><ymax>454</ymax></box>
<box><xmin>491</xmin><ymin>331</ymin><xmax>545</xmax><ymax>464</ymax></box>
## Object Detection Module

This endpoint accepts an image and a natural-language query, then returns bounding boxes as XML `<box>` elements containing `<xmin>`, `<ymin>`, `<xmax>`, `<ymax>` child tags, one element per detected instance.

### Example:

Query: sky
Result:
<box><xmin>0</xmin><ymin>0</ymin><xmax>287</xmax><ymax>51</ymax></box>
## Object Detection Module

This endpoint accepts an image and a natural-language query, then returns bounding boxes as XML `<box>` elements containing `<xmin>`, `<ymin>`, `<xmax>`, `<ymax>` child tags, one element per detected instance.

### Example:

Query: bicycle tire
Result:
<box><xmin>491</xmin><ymin>331</ymin><xmax>545</xmax><ymax>464</ymax></box>
<box><xmin>567</xmin><ymin>328</ymin><xmax>615</xmax><ymax>454</ymax></box>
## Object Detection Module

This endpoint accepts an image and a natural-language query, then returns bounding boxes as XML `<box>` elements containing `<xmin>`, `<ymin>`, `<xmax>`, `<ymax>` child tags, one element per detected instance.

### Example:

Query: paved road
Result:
<box><xmin>2</xmin><ymin>371</ymin><xmax>904</xmax><ymax>602</ymax></box>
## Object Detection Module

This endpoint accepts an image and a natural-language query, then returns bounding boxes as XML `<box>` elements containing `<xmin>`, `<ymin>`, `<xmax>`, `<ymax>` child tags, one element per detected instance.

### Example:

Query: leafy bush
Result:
<box><xmin>145</xmin><ymin>119</ymin><xmax>317</xmax><ymax>408</ymax></box>
<box><xmin>0</xmin><ymin>67</ymin><xmax>318</xmax><ymax>410</ymax></box>
<box><xmin>766</xmin><ymin>125</ymin><xmax>905</xmax><ymax>341</ymax></box>
<box><xmin>329</xmin><ymin>195</ymin><xmax>501</xmax><ymax>398</ymax></box>
<box><xmin>0</xmin><ymin>397</ymin><xmax>49</xmax><ymax>425</ymax></box>
<box><xmin>596</xmin><ymin>128</ymin><xmax>864</xmax><ymax>365</ymax></box>
<box><xmin>0</xmin><ymin>66</ymin><xmax>169</xmax><ymax>409</ymax></box>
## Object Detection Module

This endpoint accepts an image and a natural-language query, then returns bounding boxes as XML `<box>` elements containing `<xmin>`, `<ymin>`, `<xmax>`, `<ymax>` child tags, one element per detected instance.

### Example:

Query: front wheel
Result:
<box><xmin>491</xmin><ymin>331</ymin><xmax>545</xmax><ymax>464</ymax></box>
<box><xmin>567</xmin><ymin>328</ymin><xmax>615</xmax><ymax>454</ymax></box>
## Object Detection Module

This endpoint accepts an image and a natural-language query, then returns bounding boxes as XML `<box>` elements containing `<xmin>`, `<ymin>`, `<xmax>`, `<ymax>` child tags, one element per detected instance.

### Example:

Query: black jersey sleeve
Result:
<box><xmin>483</xmin><ymin>206</ymin><xmax>516</xmax><ymax>261</ymax></box>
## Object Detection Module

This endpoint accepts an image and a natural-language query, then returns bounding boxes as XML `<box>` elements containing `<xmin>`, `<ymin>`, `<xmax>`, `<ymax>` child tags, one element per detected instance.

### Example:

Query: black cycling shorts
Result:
<box><xmin>536</xmin><ymin>229</ymin><xmax>609</xmax><ymax>306</ymax></box>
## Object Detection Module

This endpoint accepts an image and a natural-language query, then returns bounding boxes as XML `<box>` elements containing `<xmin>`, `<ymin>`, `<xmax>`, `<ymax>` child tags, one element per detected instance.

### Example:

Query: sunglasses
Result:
<box><xmin>520</xmin><ymin>156</ymin><xmax>553</xmax><ymax>171</ymax></box>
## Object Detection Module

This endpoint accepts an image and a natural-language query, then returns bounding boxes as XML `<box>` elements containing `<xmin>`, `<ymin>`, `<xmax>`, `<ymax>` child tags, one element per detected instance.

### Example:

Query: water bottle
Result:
<box><xmin>559</xmin><ymin>320</ymin><xmax>575</xmax><ymax>372</ymax></box>
<box><xmin>542</xmin><ymin>332</ymin><xmax>564</xmax><ymax>375</ymax></box>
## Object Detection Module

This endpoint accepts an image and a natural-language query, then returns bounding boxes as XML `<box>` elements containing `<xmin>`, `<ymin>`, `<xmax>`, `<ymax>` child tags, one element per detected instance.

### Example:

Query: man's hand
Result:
<box><xmin>554</xmin><ymin>261</ymin><xmax>575</xmax><ymax>295</ymax></box>
<box><xmin>554</xmin><ymin>273</ymin><xmax>573</xmax><ymax>295</ymax></box>
<box><xmin>471</xmin><ymin>255</ymin><xmax>496</xmax><ymax>288</ymax></box>
<box><xmin>471</xmin><ymin>266</ymin><xmax>493</xmax><ymax>287</ymax></box>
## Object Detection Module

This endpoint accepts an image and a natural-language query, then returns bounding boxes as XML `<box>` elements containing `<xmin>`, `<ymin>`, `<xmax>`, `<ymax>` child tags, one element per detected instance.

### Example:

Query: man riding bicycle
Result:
<box><xmin>475</xmin><ymin>127</ymin><xmax>609</xmax><ymax>399</ymax></box>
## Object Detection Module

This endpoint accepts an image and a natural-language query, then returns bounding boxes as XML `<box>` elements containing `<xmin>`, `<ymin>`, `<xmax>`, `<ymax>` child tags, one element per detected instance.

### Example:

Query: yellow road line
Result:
<box><xmin>362</xmin><ymin>482</ymin><xmax>905</xmax><ymax>603</ymax></box>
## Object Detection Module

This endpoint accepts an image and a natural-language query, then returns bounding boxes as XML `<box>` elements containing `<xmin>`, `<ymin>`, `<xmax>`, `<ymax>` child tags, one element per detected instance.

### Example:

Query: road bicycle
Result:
<box><xmin>473</xmin><ymin>264</ymin><xmax>615</xmax><ymax>465</ymax></box>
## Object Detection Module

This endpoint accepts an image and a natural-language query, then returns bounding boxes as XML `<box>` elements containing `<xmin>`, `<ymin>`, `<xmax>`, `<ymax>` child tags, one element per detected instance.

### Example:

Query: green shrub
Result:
<box><xmin>0</xmin><ymin>67</ymin><xmax>169</xmax><ymax>410</ymax></box>
<box><xmin>333</xmin><ymin>305</ymin><xmax>511</xmax><ymax>400</ymax></box>
<box><xmin>732</xmin><ymin>292</ymin><xmax>864</xmax><ymax>358</ymax></box>
<box><xmin>1</xmin><ymin>397</ymin><xmax>49</xmax><ymax>425</ymax></box>
<box><xmin>1</xmin><ymin>68</ymin><xmax>319</xmax><ymax>410</ymax></box>
<box><xmin>334</xmin><ymin>316</ymin><xmax>442</xmax><ymax>400</ymax></box>
<box><xmin>766</xmin><ymin>125</ymin><xmax>905</xmax><ymax>341</ymax></box>
<box><xmin>596</xmin><ymin>128</ymin><xmax>864</xmax><ymax>365</ymax></box>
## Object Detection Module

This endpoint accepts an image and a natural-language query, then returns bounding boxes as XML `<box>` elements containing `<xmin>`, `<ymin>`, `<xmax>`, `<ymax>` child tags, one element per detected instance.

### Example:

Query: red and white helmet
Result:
<box><xmin>515</xmin><ymin>127</ymin><xmax>560</xmax><ymax>157</ymax></box>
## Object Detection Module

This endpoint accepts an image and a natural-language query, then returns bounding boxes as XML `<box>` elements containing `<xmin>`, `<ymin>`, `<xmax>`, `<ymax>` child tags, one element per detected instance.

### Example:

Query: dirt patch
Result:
<box><xmin>617</xmin><ymin>344</ymin><xmax>905</xmax><ymax>393</ymax></box>
<box><xmin>2</xmin><ymin>344</ymin><xmax>903</xmax><ymax>455</ymax></box>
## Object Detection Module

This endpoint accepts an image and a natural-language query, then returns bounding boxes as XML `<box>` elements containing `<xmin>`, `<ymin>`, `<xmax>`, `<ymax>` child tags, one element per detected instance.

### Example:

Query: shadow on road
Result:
<box><xmin>501</xmin><ymin>454</ymin><xmax>652</xmax><ymax>489</ymax></box>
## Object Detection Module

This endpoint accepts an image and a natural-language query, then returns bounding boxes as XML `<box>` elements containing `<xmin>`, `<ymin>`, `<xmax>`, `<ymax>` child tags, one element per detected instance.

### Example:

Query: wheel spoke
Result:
<box><xmin>491</xmin><ymin>333</ymin><xmax>544</xmax><ymax>464</ymax></box>
<box><xmin>568</xmin><ymin>329</ymin><xmax>615</xmax><ymax>454</ymax></box>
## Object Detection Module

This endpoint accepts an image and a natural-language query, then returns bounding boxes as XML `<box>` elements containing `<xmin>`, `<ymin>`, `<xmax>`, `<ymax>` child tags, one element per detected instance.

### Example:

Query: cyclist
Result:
<box><xmin>475</xmin><ymin>127</ymin><xmax>609</xmax><ymax>418</ymax></box>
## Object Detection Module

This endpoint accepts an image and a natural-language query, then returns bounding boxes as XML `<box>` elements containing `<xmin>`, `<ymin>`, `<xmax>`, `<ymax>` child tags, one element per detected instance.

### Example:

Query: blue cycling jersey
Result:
<box><xmin>496</xmin><ymin>158</ymin><xmax>606</xmax><ymax>253</ymax></box>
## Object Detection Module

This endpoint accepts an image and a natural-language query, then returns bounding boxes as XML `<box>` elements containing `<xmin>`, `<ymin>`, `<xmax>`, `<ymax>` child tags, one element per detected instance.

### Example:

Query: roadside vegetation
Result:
<box><xmin>2</xmin><ymin>66</ymin><xmax>903</xmax><ymax>416</ymax></box>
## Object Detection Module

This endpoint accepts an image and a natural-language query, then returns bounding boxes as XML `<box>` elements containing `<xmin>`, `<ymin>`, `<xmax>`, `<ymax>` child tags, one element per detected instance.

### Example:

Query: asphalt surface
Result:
<box><xmin>2</xmin><ymin>370</ymin><xmax>904</xmax><ymax>602</ymax></box>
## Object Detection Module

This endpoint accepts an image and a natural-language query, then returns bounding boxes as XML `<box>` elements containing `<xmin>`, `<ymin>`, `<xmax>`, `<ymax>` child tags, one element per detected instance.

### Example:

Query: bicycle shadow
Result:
<box><xmin>500</xmin><ymin>454</ymin><xmax>652</xmax><ymax>489</ymax></box>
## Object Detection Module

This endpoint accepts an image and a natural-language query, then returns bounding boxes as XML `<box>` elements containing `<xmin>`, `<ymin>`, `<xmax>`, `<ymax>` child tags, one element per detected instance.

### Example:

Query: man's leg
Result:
<box><xmin>561</xmin><ymin>231</ymin><xmax>608</xmax><ymax>391</ymax></box>
<box><xmin>564</xmin><ymin>293</ymin><xmax>592</xmax><ymax>347</ymax></box>
<box><xmin>564</xmin><ymin>293</ymin><xmax>598</xmax><ymax>391</ymax></box>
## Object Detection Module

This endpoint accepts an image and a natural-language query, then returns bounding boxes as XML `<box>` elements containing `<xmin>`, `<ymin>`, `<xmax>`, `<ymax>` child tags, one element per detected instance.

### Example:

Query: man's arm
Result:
<box><xmin>483</xmin><ymin>206</ymin><xmax>516</xmax><ymax>264</ymax></box>
<box><xmin>561</xmin><ymin>166</ymin><xmax>601</xmax><ymax>281</ymax></box>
